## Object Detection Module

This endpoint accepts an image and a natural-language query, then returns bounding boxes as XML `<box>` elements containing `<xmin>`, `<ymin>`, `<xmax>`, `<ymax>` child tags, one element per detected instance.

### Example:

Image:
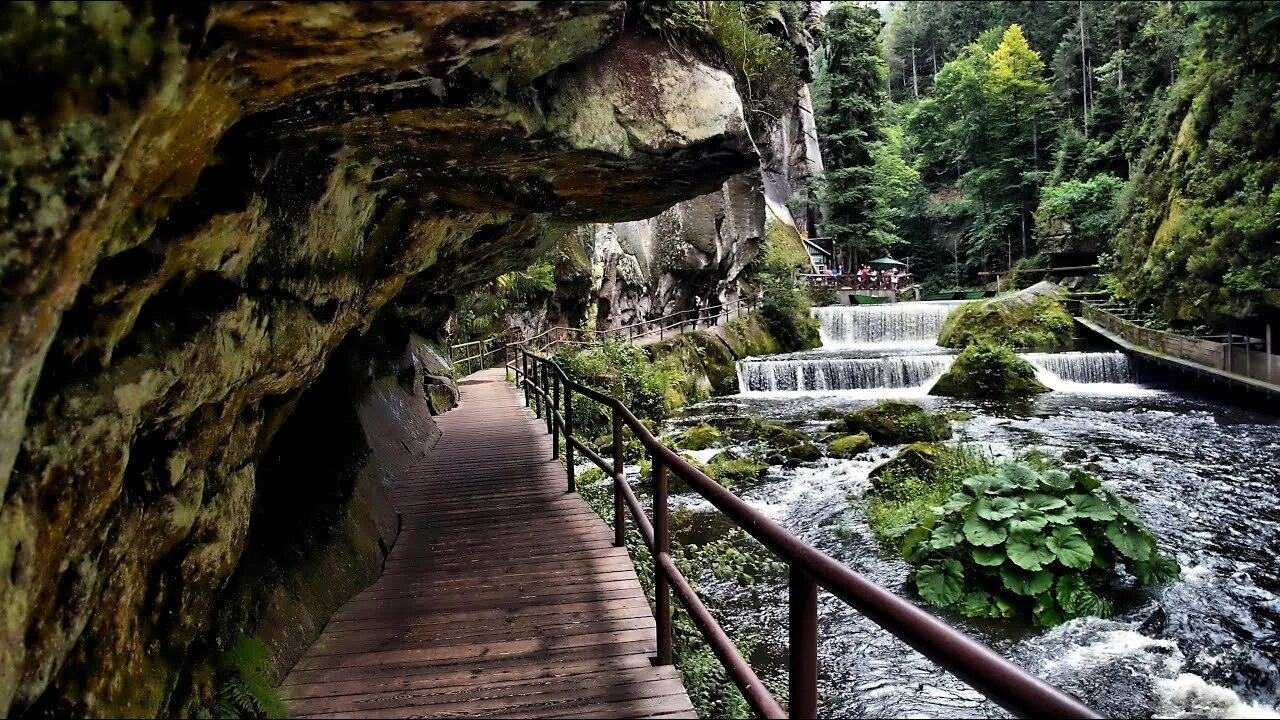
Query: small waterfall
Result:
<box><xmin>814</xmin><ymin>302</ymin><xmax>967</xmax><ymax>347</ymax></box>
<box><xmin>1023</xmin><ymin>352</ymin><xmax>1135</xmax><ymax>388</ymax></box>
<box><xmin>736</xmin><ymin>356</ymin><xmax>955</xmax><ymax>393</ymax></box>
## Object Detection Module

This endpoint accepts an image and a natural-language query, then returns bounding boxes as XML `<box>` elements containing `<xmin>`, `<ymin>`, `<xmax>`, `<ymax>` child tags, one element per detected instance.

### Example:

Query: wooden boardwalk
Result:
<box><xmin>279</xmin><ymin>368</ymin><xmax>695</xmax><ymax>719</ymax></box>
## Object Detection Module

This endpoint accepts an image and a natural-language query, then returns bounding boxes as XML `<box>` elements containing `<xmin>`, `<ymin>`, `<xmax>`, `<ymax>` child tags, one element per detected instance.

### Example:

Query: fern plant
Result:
<box><xmin>211</xmin><ymin>638</ymin><xmax>287</xmax><ymax>719</ymax></box>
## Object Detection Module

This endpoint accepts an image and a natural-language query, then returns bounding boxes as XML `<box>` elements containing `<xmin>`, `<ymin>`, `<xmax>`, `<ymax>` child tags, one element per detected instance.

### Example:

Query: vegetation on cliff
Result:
<box><xmin>816</xmin><ymin>1</ymin><xmax>1280</xmax><ymax>325</ymax></box>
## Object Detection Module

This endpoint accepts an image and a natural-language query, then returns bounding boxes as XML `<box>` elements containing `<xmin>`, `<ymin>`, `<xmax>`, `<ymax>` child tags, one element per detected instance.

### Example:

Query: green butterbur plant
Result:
<box><xmin>897</xmin><ymin>461</ymin><xmax>1179</xmax><ymax>626</ymax></box>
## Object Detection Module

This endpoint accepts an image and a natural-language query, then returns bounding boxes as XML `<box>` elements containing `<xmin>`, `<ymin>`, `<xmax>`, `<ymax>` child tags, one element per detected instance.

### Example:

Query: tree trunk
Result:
<box><xmin>1021</xmin><ymin>205</ymin><xmax>1028</xmax><ymax>257</ymax></box>
<box><xmin>1079</xmin><ymin>1</ymin><xmax>1089</xmax><ymax>137</ymax></box>
<box><xmin>911</xmin><ymin>45</ymin><xmax>919</xmax><ymax>100</ymax></box>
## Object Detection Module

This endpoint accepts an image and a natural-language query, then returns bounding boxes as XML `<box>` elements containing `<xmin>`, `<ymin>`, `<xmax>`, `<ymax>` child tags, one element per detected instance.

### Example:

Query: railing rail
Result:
<box><xmin>504</xmin><ymin>346</ymin><xmax>1099</xmax><ymax>720</ymax></box>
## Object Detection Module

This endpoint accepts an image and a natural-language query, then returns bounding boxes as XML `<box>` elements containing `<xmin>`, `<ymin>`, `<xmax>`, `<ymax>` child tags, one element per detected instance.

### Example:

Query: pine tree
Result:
<box><xmin>814</xmin><ymin>2</ymin><xmax>892</xmax><ymax>262</ymax></box>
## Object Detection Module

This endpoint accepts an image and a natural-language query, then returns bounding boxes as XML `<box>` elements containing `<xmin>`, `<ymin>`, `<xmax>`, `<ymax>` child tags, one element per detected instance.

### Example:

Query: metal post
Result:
<box><xmin>565</xmin><ymin>386</ymin><xmax>576</xmax><ymax>493</ymax></box>
<box><xmin>1226</xmin><ymin>333</ymin><xmax>1233</xmax><ymax>373</ymax></box>
<box><xmin>542</xmin><ymin>363</ymin><xmax>552</xmax><ymax>434</ymax></box>
<box><xmin>551</xmin><ymin>371</ymin><xmax>560</xmax><ymax>459</ymax></box>
<box><xmin>653</xmin><ymin>457</ymin><xmax>673</xmax><ymax>666</ymax></box>
<box><xmin>521</xmin><ymin>351</ymin><xmax>530</xmax><ymax>406</ymax></box>
<box><xmin>789</xmin><ymin>566</ymin><xmax>819</xmax><ymax>719</ymax></box>
<box><xmin>532</xmin><ymin>358</ymin><xmax>541</xmax><ymax>417</ymax></box>
<box><xmin>611</xmin><ymin>406</ymin><xmax>626</xmax><ymax>548</ymax></box>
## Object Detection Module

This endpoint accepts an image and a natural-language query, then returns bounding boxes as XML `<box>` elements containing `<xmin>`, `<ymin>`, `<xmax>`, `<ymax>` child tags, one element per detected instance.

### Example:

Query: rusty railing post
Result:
<box><xmin>542</xmin><ymin>362</ymin><xmax>553</xmax><ymax>435</ymax></box>
<box><xmin>611</xmin><ymin>405</ymin><xmax>626</xmax><ymax>548</ymax></box>
<box><xmin>551</xmin><ymin>371</ymin><xmax>560</xmax><ymax>459</ymax></box>
<box><xmin>521</xmin><ymin>351</ymin><xmax>530</xmax><ymax>407</ymax></box>
<box><xmin>653</xmin><ymin>457</ymin><xmax>673</xmax><ymax>665</ymax></box>
<box><xmin>564</xmin><ymin>385</ymin><xmax>575</xmax><ymax>493</ymax></box>
<box><xmin>789</xmin><ymin>566</ymin><xmax>819</xmax><ymax>719</ymax></box>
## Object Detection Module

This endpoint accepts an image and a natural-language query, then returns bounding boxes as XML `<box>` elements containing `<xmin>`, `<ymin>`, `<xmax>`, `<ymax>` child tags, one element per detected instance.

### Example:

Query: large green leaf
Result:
<box><xmin>972</xmin><ymin>546</ymin><xmax>1006</xmax><ymax>566</ymax></box>
<box><xmin>1131</xmin><ymin>553</ymin><xmax>1180</xmax><ymax>585</ymax></box>
<box><xmin>1007</xmin><ymin>530</ymin><xmax>1056</xmax><ymax>571</ymax></box>
<box><xmin>1101</xmin><ymin>488</ymin><xmax>1142</xmax><ymax>523</ymax></box>
<box><xmin>1068</xmin><ymin>492</ymin><xmax>1117</xmax><ymax>521</ymax></box>
<box><xmin>1039</xmin><ymin>468</ymin><xmax>1074</xmax><ymax>491</ymax></box>
<box><xmin>1043</xmin><ymin>505</ymin><xmax>1078</xmax><ymax>525</ymax></box>
<box><xmin>1046</xmin><ymin>526</ymin><xmax>1094</xmax><ymax>570</ymax></box>
<box><xmin>901</xmin><ymin>522</ymin><xmax>934</xmax><ymax>561</ymax></box>
<box><xmin>916</xmin><ymin>560</ymin><xmax>965</xmax><ymax>607</ymax></box>
<box><xmin>962</xmin><ymin>474</ymin><xmax>1001</xmax><ymax>495</ymax></box>
<box><xmin>958</xmin><ymin>590</ymin><xmax>994</xmax><ymax>617</ymax></box>
<box><xmin>1009</xmin><ymin>512</ymin><xmax>1048</xmax><ymax>533</ymax></box>
<box><xmin>976</xmin><ymin>496</ymin><xmax>1018</xmax><ymax>521</ymax></box>
<box><xmin>940</xmin><ymin>492</ymin><xmax>974</xmax><ymax>514</ymax></box>
<box><xmin>1105</xmin><ymin>520</ymin><xmax>1155</xmax><ymax>561</ymax></box>
<box><xmin>1033</xmin><ymin>593</ymin><xmax>1066</xmax><ymax>627</ymax></box>
<box><xmin>963</xmin><ymin>514</ymin><xmax>1008</xmax><ymax>547</ymax></box>
<box><xmin>930</xmin><ymin>522</ymin><xmax>963</xmax><ymax>550</ymax></box>
<box><xmin>998</xmin><ymin>463</ymin><xmax>1041</xmax><ymax>490</ymax></box>
<box><xmin>1000</xmin><ymin>565</ymin><xmax>1054</xmax><ymax>596</ymax></box>
<box><xmin>1055</xmin><ymin>574</ymin><xmax>1113</xmax><ymax>619</ymax></box>
<box><xmin>1022</xmin><ymin>493</ymin><xmax>1067</xmax><ymax>512</ymax></box>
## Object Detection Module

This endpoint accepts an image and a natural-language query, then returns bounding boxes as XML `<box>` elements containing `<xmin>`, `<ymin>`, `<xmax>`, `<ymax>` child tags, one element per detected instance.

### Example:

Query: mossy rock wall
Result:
<box><xmin>0</xmin><ymin>4</ymin><xmax>761</xmax><ymax>716</ymax></box>
<box><xmin>937</xmin><ymin>282</ymin><xmax>1075</xmax><ymax>351</ymax></box>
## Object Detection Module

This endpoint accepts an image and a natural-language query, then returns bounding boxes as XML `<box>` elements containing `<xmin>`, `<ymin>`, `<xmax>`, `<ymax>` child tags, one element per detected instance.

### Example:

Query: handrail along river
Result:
<box><xmin>503</xmin><ymin>343</ymin><xmax>1099</xmax><ymax>719</ymax></box>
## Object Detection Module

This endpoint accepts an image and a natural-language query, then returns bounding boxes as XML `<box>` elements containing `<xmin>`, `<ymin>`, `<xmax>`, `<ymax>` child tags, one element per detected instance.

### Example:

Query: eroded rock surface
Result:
<box><xmin>0</xmin><ymin>3</ymin><xmax>755</xmax><ymax>715</ymax></box>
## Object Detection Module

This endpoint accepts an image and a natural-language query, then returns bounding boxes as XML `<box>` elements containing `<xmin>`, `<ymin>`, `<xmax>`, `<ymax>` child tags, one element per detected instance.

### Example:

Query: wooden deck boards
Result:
<box><xmin>280</xmin><ymin>368</ymin><xmax>694</xmax><ymax>719</ymax></box>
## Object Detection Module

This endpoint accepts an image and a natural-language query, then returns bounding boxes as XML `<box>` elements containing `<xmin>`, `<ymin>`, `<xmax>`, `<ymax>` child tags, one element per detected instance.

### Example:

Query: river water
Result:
<box><xmin>676</xmin><ymin>302</ymin><xmax>1280</xmax><ymax>718</ymax></box>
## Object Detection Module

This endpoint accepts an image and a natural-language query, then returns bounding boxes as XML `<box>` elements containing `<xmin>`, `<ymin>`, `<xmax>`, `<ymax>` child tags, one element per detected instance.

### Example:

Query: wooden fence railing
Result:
<box><xmin>1080</xmin><ymin>303</ymin><xmax>1226</xmax><ymax>369</ymax></box>
<box><xmin>502</xmin><ymin>346</ymin><xmax>1098</xmax><ymax>720</ymax></box>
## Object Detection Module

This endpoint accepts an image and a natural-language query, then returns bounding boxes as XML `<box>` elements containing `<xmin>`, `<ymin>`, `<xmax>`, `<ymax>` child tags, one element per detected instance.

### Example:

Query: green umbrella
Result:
<box><xmin>868</xmin><ymin>257</ymin><xmax>907</xmax><ymax>267</ymax></box>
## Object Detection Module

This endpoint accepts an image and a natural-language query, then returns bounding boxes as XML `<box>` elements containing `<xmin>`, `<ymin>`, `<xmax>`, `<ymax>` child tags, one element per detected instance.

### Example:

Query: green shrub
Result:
<box><xmin>554</xmin><ymin>339</ymin><xmax>671</xmax><ymax>437</ymax></box>
<box><xmin>843</xmin><ymin>400</ymin><xmax>953</xmax><ymax>444</ymax></box>
<box><xmin>758</xmin><ymin>284</ymin><xmax>821</xmax><ymax>351</ymax></box>
<box><xmin>929</xmin><ymin>342</ymin><xmax>1050</xmax><ymax>399</ymax></box>
<box><xmin>897</xmin><ymin>461</ymin><xmax>1179</xmax><ymax>626</ymax></box>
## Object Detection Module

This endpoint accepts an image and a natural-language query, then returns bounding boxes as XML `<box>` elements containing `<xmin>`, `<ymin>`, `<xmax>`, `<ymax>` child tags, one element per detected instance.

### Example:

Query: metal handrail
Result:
<box><xmin>506</xmin><ymin>347</ymin><xmax>1099</xmax><ymax>720</ymax></box>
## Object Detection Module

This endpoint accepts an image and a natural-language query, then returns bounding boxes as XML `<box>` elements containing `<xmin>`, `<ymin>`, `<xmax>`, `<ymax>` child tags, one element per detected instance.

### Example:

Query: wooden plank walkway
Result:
<box><xmin>279</xmin><ymin>367</ymin><xmax>695</xmax><ymax>719</ymax></box>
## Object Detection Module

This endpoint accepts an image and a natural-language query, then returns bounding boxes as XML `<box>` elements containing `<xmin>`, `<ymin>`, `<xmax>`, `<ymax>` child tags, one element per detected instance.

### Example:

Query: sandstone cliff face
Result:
<box><xmin>546</xmin><ymin>8</ymin><xmax>824</xmax><ymax>332</ymax></box>
<box><xmin>0</xmin><ymin>3</ymin><xmax>755</xmax><ymax>716</ymax></box>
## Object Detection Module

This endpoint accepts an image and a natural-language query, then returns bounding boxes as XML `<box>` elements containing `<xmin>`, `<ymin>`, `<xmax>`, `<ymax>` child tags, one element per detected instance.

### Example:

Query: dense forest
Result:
<box><xmin>812</xmin><ymin>0</ymin><xmax>1280</xmax><ymax>328</ymax></box>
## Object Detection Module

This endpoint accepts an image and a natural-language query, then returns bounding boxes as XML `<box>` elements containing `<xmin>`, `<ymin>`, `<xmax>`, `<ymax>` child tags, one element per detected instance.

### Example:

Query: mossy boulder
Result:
<box><xmin>827</xmin><ymin>432</ymin><xmax>872</xmax><ymax>458</ymax></box>
<box><xmin>767</xmin><ymin>442</ymin><xmax>823</xmax><ymax>467</ymax></box>
<box><xmin>706</xmin><ymin>451</ymin><xmax>770</xmax><ymax>491</ymax></box>
<box><xmin>929</xmin><ymin>343</ymin><xmax>1051</xmax><ymax>399</ymax></box>
<box><xmin>748</xmin><ymin>418</ymin><xmax>809</xmax><ymax>449</ymax></box>
<box><xmin>937</xmin><ymin>282</ymin><xmax>1075</xmax><ymax>351</ymax></box>
<box><xmin>842</xmin><ymin>401</ymin><xmax>953</xmax><ymax>445</ymax></box>
<box><xmin>670</xmin><ymin>422</ymin><xmax>723</xmax><ymax>451</ymax></box>
<box><xmin>815</xmin><ymin>407</ymin><xmax>844</xmax><ymax>421</ymax></box>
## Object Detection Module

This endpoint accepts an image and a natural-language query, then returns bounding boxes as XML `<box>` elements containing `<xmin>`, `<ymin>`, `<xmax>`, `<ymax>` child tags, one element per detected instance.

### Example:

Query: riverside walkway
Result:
<box><xmin>279</xmin><ymin>368</ymin><xmax>694</xmax><ymax>718</ymax></box>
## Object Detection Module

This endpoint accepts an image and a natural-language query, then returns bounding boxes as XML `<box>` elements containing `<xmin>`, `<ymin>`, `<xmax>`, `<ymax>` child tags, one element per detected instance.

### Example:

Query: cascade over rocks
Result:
<box><xmin>0</xmin><ymin>3</ymin><xmax>757</xmax><ymax>716</ymax></box>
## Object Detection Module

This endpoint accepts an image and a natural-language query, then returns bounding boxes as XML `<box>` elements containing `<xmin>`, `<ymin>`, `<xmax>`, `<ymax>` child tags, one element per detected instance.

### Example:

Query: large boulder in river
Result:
<box><xmin>929</xmin><ymin>343</ymin><xmax>1051</xmax><ymax>399</ymax></box>
<box><xmin>938</xmin><ymin>281</ymin><xmax>1075</xmax><ymax>351</ymax></box>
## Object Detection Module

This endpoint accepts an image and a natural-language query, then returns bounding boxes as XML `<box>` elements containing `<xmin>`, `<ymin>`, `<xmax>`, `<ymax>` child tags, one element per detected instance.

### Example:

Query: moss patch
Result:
<box><xmin>841</xmin><ymin>401</ymin><xmax>953</xmax><ymax>445</ymax></box>
<box><xmin>862</xmin><ymin>443</ymin><xmax>996</xmax><ymax>544</ymax></box>
<box><xmin>670</xmin><ymin>423</ymin><xmax>723</xmax><ymax>451</ymax></box>
<box><xmin>930</xmin><ymin>343</ymin><xmax>1050</xmax><ymax>399</ymax></box>
<box><xmin>827</xmin><ymin>432</ymin><xmax>873</xmax><ymax>458</ymax></box>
